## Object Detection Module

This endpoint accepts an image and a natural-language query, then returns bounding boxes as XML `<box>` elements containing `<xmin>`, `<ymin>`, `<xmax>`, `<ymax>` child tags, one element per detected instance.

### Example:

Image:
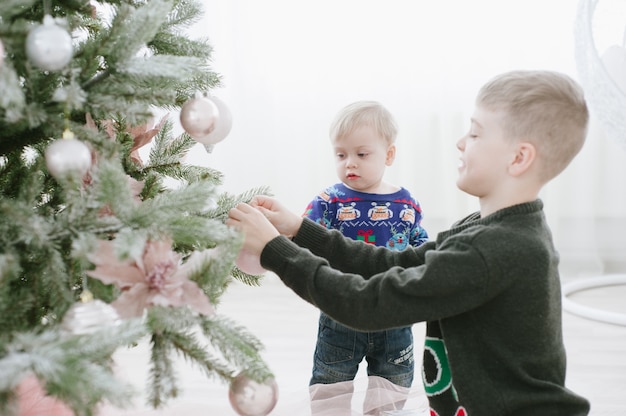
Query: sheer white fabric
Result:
<box><xmin>276</xmin><ymin>376</ymin><xmax>429</xmax><ymax>416</ymax></box>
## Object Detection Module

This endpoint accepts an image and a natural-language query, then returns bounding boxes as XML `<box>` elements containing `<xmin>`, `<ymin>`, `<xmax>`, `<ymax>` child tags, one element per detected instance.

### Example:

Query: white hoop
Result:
<box><xmin>562</xmin><ymin>274</ymin><xmax>626</xmax><ymax>326</ymax></box>
<box><xmin>574</xmin><ymin>0</ymin><xmax>626</xmax><ymax>150</ymax></box>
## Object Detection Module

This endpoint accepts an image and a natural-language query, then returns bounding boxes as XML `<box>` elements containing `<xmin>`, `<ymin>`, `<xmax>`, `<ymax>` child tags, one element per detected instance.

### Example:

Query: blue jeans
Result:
<box><xmin>310</xmin><ymin>313</ymin><xmax>414</xmax><ymax>387</ymax></box>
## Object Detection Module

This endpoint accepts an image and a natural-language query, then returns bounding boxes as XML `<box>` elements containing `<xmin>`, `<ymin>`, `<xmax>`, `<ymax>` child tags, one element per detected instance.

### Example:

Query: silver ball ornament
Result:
<box><xmin>26</xmin><ymin>15</ymin><xmax>73</xmax><ymax>71</ymax></box>
<box><xmin>45</xmin><ymin>132</ymin><xmax>92</xmax><ymax>180</ymax></box>
<box><xmin>195</xmin><ymin>96</ymin><xmax>233</xmax><ymax>145</ymax></box>
<box><xmin>61</xmin><ymin>299</ymin><xmax>121</xmax><ymax>335</ymax></box>
<box><xmin>229</xmin><ymin>373</ymin><xmax>278</xmax><ymax>416</ymax></box>
<box><xmin>180</xmin><ymin>95</ymin><xmax>219</xmax><ymax>139</ymax></box>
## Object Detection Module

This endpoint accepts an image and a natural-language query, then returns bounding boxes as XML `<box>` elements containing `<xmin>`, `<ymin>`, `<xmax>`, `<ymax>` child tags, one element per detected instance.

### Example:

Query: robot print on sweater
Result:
<box><xmin>302</xmin><ymin>185</ymin><xmax>427</xmax><ymax>250</ymax></box>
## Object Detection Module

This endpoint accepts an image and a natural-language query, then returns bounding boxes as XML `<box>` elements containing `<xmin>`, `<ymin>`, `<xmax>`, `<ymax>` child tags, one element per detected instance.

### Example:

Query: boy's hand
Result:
<box><xmin>249</xmin><ymin>195</ymin><xmax>303</xmax><ymax>238</ymax></box>
<box><xmin>227</xmin><ymin>202</ymin><xmax>280</xmax><ymax>256</ymax></box>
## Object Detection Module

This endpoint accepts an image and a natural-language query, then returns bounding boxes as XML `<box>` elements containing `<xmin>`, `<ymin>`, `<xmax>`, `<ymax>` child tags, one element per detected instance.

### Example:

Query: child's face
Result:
<box><xmin>332</xmin><ymin>125</ymin><xmax>395</xmax><ymax>194</ymax></box>
<box><xmin>456</xmin><ymin>106</ymin><xmax>517</xmax><ymax>198</ymax></box>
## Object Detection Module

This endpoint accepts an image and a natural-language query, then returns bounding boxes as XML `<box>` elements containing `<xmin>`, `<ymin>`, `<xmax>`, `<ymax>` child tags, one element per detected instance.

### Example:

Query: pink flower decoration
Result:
<box><xmin>87</xmin><ymin>239</ymin><xmax>214</xmax><ymax>318</ymax></box>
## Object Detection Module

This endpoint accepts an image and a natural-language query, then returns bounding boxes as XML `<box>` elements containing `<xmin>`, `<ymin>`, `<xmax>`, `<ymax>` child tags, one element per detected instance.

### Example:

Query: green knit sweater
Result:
<box><xmin>260</xmin><ymin>199</ymin><xmax>590</xmax><ymax>415</ymax></box>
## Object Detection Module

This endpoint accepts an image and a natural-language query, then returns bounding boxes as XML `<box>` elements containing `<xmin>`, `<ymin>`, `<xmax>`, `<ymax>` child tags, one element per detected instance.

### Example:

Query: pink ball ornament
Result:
<box><xmin>195</xmin><ymin>96</ymin><xmax>233</xmax><ymax>145</ymax></box>
<box><xmin>26</xmin><ymin>15</ymin><xmax>73</xmax><ymax>71</ymax></box>
<box><xmin>235</xmin><ymin>248</ymin><xmax>266</xmax><ymax>275</ymax></box>
<box><xmin>229</xmin><ymin>373</ymin><xmax>278</xmax><ymax>416</ymax></box>
<box><xmin>45</xmin><ymin>131</ymin><xmax>92</xmax><ymax>180</ymax></box>
<box><xmin>180</xmin><ymin>95</ymin><xmax>219</xmax><ymax>139</ymax></box>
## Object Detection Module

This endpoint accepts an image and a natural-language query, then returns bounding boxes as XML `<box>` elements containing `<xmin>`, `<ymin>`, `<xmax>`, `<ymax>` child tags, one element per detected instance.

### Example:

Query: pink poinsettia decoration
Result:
<box><xmin>87</xmin><ymin>239</ymin><xmax>214</xmax><ymax>318</ymax></box>
<box><xmin>86</xmin><ymin>112</ymin><xmax>168</xmax><ymax>167</ymax></box>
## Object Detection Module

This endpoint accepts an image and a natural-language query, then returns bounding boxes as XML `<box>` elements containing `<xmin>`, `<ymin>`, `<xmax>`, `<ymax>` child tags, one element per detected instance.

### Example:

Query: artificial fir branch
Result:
<box><xmin>127</xmin><ymin>182</ymin><xmax>216</xmax><ymax>228</ymax></box>
<box><xmin>148</xmin><ymin>332</ymin><xmax>178</xmax><ymax>407</ymax></box>
<box><xmin>149</xmin><ymin>122</ymin><xmax>197</xmax><ymax>160</ymax></box>
<box><xmin>200</xmin><ymin>315</ymin><xmax>273</xmax><ymax>383</ymax></box>
<box><xmin>102</xmin><ymin>1</ymin><xmax>172</xmax><ymax>67</ymax></box>
<box><xmin>184</xmin><ymin>237</ymin><xmax>241</xmax><ymax>303</ymax></box>
<box><xmin>144</xmin><ymin>125</ymin><xmax>222</xmax><ymax>184</ymax></box>
<box><xmin>0</xmin><ymin>321</ymin><xmax>147</xmax><ymax>414</ymax></box>
<box><xmin>0</xmin><ymin>1</ymin><xmax>39</xmax><ymax>18</ymax></box>
<box><xmin>206</xmin><ymin>186</ymin><xmax>274</xmax><ymax>223</ymax></box>
<box><xmin>0</xmin><ymin>0</ymin><xmax>274</xmax><ymax>413</ymax></box>
<box><xmin>230</xmin><ymin>268</ymin><xmax>265</xmax><ymax>287</ymax></box>
<box><xmin>81</xmin><ymin>68</ymin><xmax>111</xmax><ymax>91</ymax></box>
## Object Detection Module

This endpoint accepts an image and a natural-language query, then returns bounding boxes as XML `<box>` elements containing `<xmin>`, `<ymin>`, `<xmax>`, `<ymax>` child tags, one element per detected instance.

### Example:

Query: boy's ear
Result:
<box><xmin>386</xmin><ymin>144</ymin><xmax>397</xmax><ymax>166</ymax></box>
<box><xmin>509</xmin><ymin>142</ymin><xmax>536</xmax><ymax>176</ymax></box>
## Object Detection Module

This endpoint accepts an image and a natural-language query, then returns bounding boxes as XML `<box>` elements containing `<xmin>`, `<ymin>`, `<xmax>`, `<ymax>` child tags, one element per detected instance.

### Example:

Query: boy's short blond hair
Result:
<box><xmin>476</xmin><ymin>70</ymin><xmax>589</xmax><ymax>182</ymax></box>
<box><xmin>329</xmin><ymin>101</ymin><xmax>398</xmax><ymax>145</ymax></box>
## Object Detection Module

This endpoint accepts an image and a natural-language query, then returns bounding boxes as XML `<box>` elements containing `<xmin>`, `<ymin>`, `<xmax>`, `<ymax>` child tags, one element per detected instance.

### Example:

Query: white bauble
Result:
<box><xmin>195</xmin><ymin>96</ymin><xmax>233</xmax><ymax>145</ymax></box>
<box><xmin>26</xmin><ymin>15</ymin><xmax>73</xmax><ymax>71</ymax></box>
<box><xmin>180</xmin><ymin>95</ymin><xmax>219</xmax><ymax>139</ymax></box>
<box><xmin>45</xmin><ymin>136</ymin><xmax>92</xmax><ymax>180</ymax></box>
<box><xmin>61</xmin><ymin>299</ymin><xmax>120</xmax><ymax>335</ymax></box>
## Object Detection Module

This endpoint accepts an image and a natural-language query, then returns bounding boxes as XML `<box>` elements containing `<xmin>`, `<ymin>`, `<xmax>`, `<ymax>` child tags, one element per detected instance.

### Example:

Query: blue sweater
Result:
<box><xmin>302</xmin><ymin>183</ymin><xmax>428</xmax><ymax>250</ymax></box>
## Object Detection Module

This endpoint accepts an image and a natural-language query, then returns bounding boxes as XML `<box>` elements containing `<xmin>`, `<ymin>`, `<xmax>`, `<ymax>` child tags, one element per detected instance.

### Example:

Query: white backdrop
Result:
<box><xmin>176</xmin><ymin>0</ymin><xmax>626</xmax><ymax>276</ymax></box>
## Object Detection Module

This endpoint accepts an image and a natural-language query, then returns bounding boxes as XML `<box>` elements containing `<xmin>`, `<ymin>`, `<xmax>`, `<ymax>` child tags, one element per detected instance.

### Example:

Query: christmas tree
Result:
<box><xmin>0</xmin><ymin>1</ymin><xmax>275</xmax><ymax>415</ymax></box>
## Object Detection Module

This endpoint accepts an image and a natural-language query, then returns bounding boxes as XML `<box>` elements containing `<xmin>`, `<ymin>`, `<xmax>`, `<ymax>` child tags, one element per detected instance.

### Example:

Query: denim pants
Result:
<box><xmin>310</xmin><ymin>312</ymin><xmax>414</xmax><ymax>387</ymax></box>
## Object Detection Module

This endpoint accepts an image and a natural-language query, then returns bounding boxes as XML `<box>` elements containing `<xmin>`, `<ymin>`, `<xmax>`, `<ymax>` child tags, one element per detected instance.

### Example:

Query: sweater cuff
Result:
<box><xmin>292</xmin><ymin>218</ymin><xmax>329</xmax><ymax>251</ymax></box>
<box><xmin>260</xmin><ymin>235</ymin><xmax>302</xmax><ymax>274</ymax></box>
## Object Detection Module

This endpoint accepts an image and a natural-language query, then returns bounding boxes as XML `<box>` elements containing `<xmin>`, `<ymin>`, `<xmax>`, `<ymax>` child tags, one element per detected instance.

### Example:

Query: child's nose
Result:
<box><xmin>456</xmin><ymin>136</ymin><xmax>466</xmax><ymax>150</ymax></box>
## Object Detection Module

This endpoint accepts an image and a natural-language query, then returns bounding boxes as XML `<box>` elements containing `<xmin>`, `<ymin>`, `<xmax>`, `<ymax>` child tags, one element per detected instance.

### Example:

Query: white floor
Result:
<box><xmin>103</xmin><ymin>273</ymin><xmax>626</xmax><ymax>416</ymax></box>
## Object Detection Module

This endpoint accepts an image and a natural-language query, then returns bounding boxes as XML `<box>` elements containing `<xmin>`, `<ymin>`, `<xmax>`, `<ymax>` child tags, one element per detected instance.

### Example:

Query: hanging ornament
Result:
<box><xmin>228</xmin><ymin>373</ymin><xmax>278</xmax><ymax>416</ymax></box>
<box><xmin>45</xmin><ymin>129</ymin><xmax>92</xmax><ymax>180</ymax></box>
<box><xmin>61</xmin><ymin>291</ymin><xmax>121</xmax><ymax>335</ymax></box>
<box><xmin>26</xmin><ymin>15</ymin><xmax>73</xmax><ymax>71</ymax></box>
<box><xmin>235</xmin><ymin>248</ymin><xmax>266</xmax><ymax>275</ymax></box>
<box><xmin>195</xmin><ymin>96</ymin><xmax>233</xmax><ymax>146</ymax></box>
<box><xmin>180</xmin><ymin>94</ymin><xmax>219</xmax><ymax>139</ymax></box>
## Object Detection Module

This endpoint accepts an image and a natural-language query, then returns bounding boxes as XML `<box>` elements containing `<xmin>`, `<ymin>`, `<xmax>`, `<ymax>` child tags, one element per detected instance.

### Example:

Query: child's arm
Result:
<box><xmin>293</xmin><ymin>217</ymin><xmax>432</xmax><ymax>276</ymax></box>
<box><xmin>259</xmin><ymin>228</ymin><xmax>484</xmax><ymax>331</ymax></box>
<box><xmin>227</xmin><ymin>197</ymin><xmax>431</xmax><ymax>277</ymax></box>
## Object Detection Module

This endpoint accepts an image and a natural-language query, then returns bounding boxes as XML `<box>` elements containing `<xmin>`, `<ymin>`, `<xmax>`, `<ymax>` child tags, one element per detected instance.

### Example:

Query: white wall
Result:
<box><xmin>178</xmin><ymin>0</ymin><xmax>626</xmax><ymax>276</ymax></box>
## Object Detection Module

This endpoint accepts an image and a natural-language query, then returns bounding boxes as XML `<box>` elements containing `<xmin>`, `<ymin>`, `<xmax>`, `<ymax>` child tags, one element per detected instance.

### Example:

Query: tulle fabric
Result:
<box><xmin>276</xmin><ymin>375</ymin><xmax>429</xmax><ymax>416</ymax></box>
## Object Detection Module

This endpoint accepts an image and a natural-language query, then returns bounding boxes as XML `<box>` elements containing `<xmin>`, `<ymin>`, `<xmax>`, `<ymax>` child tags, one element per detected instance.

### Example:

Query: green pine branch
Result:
<box><xmin>200</xmin><ymin>315</ymin><xmax>273</xmax><ymax>383</ymax></box>
<box><xmin>0</xmin><ymin>321</ymin><xmax>147</xmax><ymax>416</ymax></box>
<box><xmin>0</xmin><ymin>1</ymin><xmax>275</xmax><ymax>413</ymax></box>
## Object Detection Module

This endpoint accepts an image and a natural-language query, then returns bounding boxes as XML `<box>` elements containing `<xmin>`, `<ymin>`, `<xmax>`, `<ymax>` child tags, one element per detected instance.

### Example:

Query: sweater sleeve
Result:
<box><xmin>295</xmin><ymin>218</ymin><xmax>430</xmax><ymax>276</ymax></box>
<box><xmin>260</xmin><ymin>219</ymin><xmax>492</xmax><ymax>331</ymax></box>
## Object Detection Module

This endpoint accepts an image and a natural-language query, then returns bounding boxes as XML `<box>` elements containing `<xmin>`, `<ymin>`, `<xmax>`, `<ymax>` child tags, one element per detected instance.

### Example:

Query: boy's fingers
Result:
<box><xmin>257</xmin><ymin>206</ymin><xmax>272</xmax><ymax>219</ymax></box>
<box><xmin>228</xmin><ymin>205</ymin><xmax>246</xmax><ymax>220</ymax></box>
